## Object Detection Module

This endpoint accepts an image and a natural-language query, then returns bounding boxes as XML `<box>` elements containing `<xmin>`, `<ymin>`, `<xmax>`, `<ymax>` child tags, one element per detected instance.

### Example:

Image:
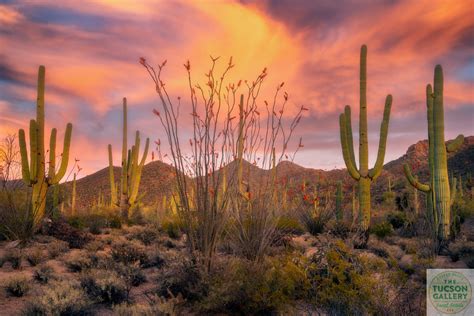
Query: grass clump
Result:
<box><xmin>47</xmin><ymin>240</ymin><xmax>69</xmax><ymax>259</ymax></box>
<box><xmin>5</xmin><ymin>274</ymin><xmax>30</xmax><ymax>297</ymax></box>
<box><xmin>80</xmin><ymin>269</ymin><xmax>128</xmax><ymax>304</ymax></box>
<box><xmin>26</xmin><ymin>248</ymin><xmax>46</xmax><ymax>266</ymax></box>
<box><xmin>25</xmin><ymin>280</ymin><xmax>91</xmax><ymax>315</ymax></box>
<box><xmin>4</xmin><ymin>248</ymin><xmax>23</xmax><ymax>269</ymax></box>
<box><xmin>33</xmin><ymin>263</ymin><xmax>55</xmax><ymax>284</ymax></box>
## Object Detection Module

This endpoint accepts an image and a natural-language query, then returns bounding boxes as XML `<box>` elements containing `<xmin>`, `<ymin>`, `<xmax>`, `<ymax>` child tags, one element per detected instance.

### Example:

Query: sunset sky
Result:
<box><xmin>1</xmin><ymin>0</ymin><xmax>473</xmax><ymax>178</ymax></box>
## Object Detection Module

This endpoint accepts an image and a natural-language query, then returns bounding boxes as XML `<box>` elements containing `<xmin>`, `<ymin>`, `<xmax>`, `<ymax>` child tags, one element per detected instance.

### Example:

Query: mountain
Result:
<box><xmin>62</xmin><ymin>136</ymin><xmax>474</xmax><ymax>210</ymax></box>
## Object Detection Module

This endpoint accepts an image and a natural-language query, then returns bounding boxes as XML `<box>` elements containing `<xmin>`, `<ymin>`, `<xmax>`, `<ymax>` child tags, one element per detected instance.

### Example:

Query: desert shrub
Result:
<box><xmin>143</xmin><ymin>248</ymin><xmax>166</xmax><ymax>268</ymax></box>
<box><xmin>201</xmin><ymin>255</ymin><xmax>309</xmax><ymax>314</ymax></box>
<box><xmin>4</xmin><ymin>248</ymin><xmax>23</xmax><ymax>269</ymax></box>
<box><xmin>164</xmin><ymin>239</ymin><xmax>177</xmax><ymax>249</ymax></box>
<box><xmin>25</xmin><ymin>280</ymin><xmax>91</xmax><ymax>315</ymax></box>
<box><xmin>111</xmin><ymin>240</ymin><xmax>148</xmax><ymax>265</ymax></box>
<box><xmin>452</xmin><ymin>199</ymin><xmax>474</xmax><ymax>224</ymax></box>
<box><xmin>0</xmin><ymin>189</ymin><xmax>36</xmax><ymax>241</ymax></box>
<box><xmin>47</xmin><ymin>239</ymin><xmax>70</xmax><ymax>259</ymax></box>
<box><xmin>109</xmin><ymin>215</ymin><xmax>122</xmax><ymax>229</ymax></box>
<box><xmin>5</xmin><ymin>275</ymin><xmax>30</xmax><ymax>297</ymax></box>
<box><xmin>88</xmin><ymin>214</ymin><xmax>109</xmax><ymax>234</ymax></box>
<box><xmin>64</xmin><ymin>250</ymin><xmax>93</xmax><ymax>272</ymax></box>
<box><xmin>80</xmin><ymin>269</ymin><xmax>128</xmax><ymax>304</ymax></box>
<box><xmin>113</xmin><ymin>303</ymin><xmax>154</xmax><ymax>316</ymax></box>
<box><xmin>299</xmin><ymin>209</ymin><xmax>331</xmax><ymax>236</ymax></box>
<box><xmin>327</xmin><ymin>220</ymin><xmax>351</xmax><ymax>239</ymax></box>
<box><xmin>156</xmin><ymin>258</ymin><xmax>206</xmax><ymax>302</ymax></box>
<box><xmin>115</xmin><ymin>262</ymin><xmax>147</xmax><ymax>287</ymax></box>
<box><xmin>307</xmin><ymin>240</ymin><xmax>388</xmax><ymax>315</ymax></box>
<box><xmin>127</xmin><ymin>225</ymin><xmax>158</xmax><ymax>245</ymax></box>
<box><xmin>449</xmin><ymin>241</ymin><xmax>474</xmax><ymax>262</ymax></box>
<box><xmin>84</xmin><ymin>240</ymin><xmax>105</xmax><ymax>252</ymax></box>
<box><xmin>161</xmin><ymin>218</ymin><xmax>181</xmax><ymax>239</ymax></box>
<box><xmin>370</xmin><ymin>221</ymin><xmax>394</xmax><ymax>239</ymax></box>
<box><xmin>67</xmin><ymin>216</ymin><xmax>86</xmax><ymax>229</ymax></box>
<box><xmin>26</xmin><ymin>248</ymin><xmax>46</xmax><ymax>266</ymax></box>
<box><xmin>33</xmin><ymin>264</ymin><xmax>55</xmax><ymax>284</ymax></box>
<box><xmin>387</xmin><ymin>211</ymin><xmax>407</xmax><ymax>229</ymax></box>
<box><xmin>275</xmin><ymin>216</ymin><xmax>305</xmax><ymax>235</ymax></box>
<box><xmin>113</xmin><ymin>294</ymin><xmax>184</xmax><ymax>316</ymax></box>
<box><xmin>46</xmin><ymin>218</ymin><xmax>92</xmax><ymax>248</ymax></box>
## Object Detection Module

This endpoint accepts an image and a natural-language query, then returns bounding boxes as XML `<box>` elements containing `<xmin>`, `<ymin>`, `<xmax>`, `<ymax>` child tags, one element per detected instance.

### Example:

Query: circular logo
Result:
<box><xmin>429</xmin><ymin>271</ymin><xmax>472</xmax><ymax>314</ymax></box>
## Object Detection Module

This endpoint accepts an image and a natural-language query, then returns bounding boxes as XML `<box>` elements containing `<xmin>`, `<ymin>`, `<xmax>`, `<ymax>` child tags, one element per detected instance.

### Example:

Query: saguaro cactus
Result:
<box><xmin>108</xmin><ymin>98</ymin><xmax>149</xmax><ymax>219</ymax></box>
<box><xmin>404</xmin><ymin>65</ymin><xmax>464</xmax><ymax>241</ymax></box>
<box><xmin>339</xmin><ymin>45</ymin><xmax>392</xmax><ymax>230</ymax></box>
<box><xmin>18</xmin><ymin>66</ymin><xmax>73</xmax><ymax>227</ymax></box>
<box><xmin>335</xmin><ymin>181</ymin><xmax>343</xmax><ymax>221</ymax></box>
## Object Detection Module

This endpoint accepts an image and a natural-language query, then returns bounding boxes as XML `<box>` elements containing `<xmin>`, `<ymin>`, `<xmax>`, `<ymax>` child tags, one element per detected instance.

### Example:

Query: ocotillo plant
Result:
<box><xmin>108</xmin><ymin>98</ymin><xmax>150</xmax><ymax>219</ymax></box>
<box><xmin>339</xmin><ymin>45</ymin><xmax>392</xmax><ymax>230</ymax></box>
<box><xmin>335</xmin><ymin>181</ymin><xmax>343</xmax><ymax>221</ymax></box>
<box><xmin>352</xmin><ymin>184</ymin><xmax>357</xmax><ymax>225</ymax></box>
<box><xmin>18</xmin><ymin>66</ymin><xmax>73</xmax><ymax>228</ymax></box>
<box><xmin>71</xmin><ymin>173</ymin><xmax>76</xmax><ymax>215</ymax></box>
<box><xmin>404</xmin><ymin>65</ymin><xmax>464</xmax><ymax>242</ymax></box>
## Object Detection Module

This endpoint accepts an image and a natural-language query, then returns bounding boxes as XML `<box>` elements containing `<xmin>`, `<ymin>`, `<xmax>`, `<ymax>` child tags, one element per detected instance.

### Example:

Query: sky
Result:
<box><xmin>0</xmin><ymin>0</ymin><xmax>473</xmax><ymax>178</ymax></box>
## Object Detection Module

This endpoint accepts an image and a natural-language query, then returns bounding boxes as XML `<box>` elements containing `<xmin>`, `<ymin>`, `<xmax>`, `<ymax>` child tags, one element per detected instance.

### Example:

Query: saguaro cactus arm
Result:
<box><xmin>403</xmin><ymin>164</ymin><xmax>430</xmax><ymax>192</ymax></box>
<box><xmin>18</xmin><ymin>128</ymin><xmax>31</xmax><ymax>184</ymax></box>
<box><xmin>446</xmin><ymin>134</ymin><xmax>464</xmax><ymax>153</ymax></box>
<box><xmin>344</xmin><ymin>106</ymin><xmax>357</xmax><ymax>169</ymax></box>
<box><xmin>50</xmin><ymin>123</ymin><xmax>72</xmax><ymax>184</ymax></box>
<box><xmin>369</xmin><ymin>95</ymin><xmax>392</xmax><ymax>180</ymax></box>
<box><xmin>339</xmin><ymin>112</ymin><xmax>360</xmax><ymax>180</ymax></box>
<box><xmin>49</xmin><ymin>128</ymin><xmax>57</xmax><ymax>179</ymax></box>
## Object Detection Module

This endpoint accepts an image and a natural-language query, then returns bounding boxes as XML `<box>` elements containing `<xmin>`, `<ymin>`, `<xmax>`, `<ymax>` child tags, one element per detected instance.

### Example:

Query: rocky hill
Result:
<box><xmin>63</xmin><ymin>136</ymin><xmax>474</xmax><ymax>210</ymax></box>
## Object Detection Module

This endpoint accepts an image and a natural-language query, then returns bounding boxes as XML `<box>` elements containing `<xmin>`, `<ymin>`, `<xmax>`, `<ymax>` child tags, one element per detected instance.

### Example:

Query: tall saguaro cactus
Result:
<box><xmin>404</xmin><ymin>65</ymin><xmax>464</xmax><ymax>241</ymax></box>
<box><xmin>18</xmin><ymin>66</ymin><xmax>73</xmax><ymax>228</ymax></box>
<box><xmin>108</xmin><ymin>98</ymin><xmax>149</xmax><ymax>219</ymax></box>
<box><xmin>339</xmin><ymin>45</ymin><xmax>392</xmax><ymax>230</ymax></box>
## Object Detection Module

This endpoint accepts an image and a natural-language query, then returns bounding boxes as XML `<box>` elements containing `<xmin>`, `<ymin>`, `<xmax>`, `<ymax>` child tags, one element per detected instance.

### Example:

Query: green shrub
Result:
<box><xmin>5</xmin><ymin>275</ymin><xmax>30</xmax><ymax>297</ymax></box>
<box><xmin>307</xmin><ymin>240</ymin><xmax>388</xmax><ymax>315</ymax></box>
<box><xmin>47</xmin><ymin>240</ymin><xmax>70</xmax><ymax>259</ymax></box>
<box><xmin>80</xmin><ymin>269</ymin><xmax>128</xmax><ymax>304</ymax></box>
<box><xmin>162</xmin><ymin>219</ymin><xmax>181</xmax><ymax>239</ymax></box>
<box><xmin>67</xmin><ymin>216</ymin><xmax>86</xmax><ymax>229</ymax></box>
<box><xmin>25</xmin><ymin>280</ymin><xmax>91</xmax><ymax>315</ymax></box>
<box><xmin>276</xmin><ymin>216</ymin><xmax>305</xmax><ymax>235</ymax></box>
<box><xmin>4</xmin><ymin>248</ymin><xmax>22</xmax><ymax>269</ymax></box>
<box><xmin>26</xmin><ymin>248</ymin><xmax>46</xmax><ymax>266</ymax></box>
<box><xmin>387</xmin><ymin>212</ymin><xmax>407</xmax><ymax>229</ymax></box>
<box><xmin>33</xmin><ymin>264</ymin><xmax>55</xmax><ymax>284</ymax></box>
<box><xmin>370</xmin><ymin>222</ymin><xmax>394</xmax><ymax>239</ymax></box>
<box><xmin>111</xmin><ymin>240</ymin><xmax>148</xmax><ymax>265</ymax></box>
<box><xmin>201</xmin><ymin>256</ymin><xmax>309</xmax><ymax>314</ymax></box>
